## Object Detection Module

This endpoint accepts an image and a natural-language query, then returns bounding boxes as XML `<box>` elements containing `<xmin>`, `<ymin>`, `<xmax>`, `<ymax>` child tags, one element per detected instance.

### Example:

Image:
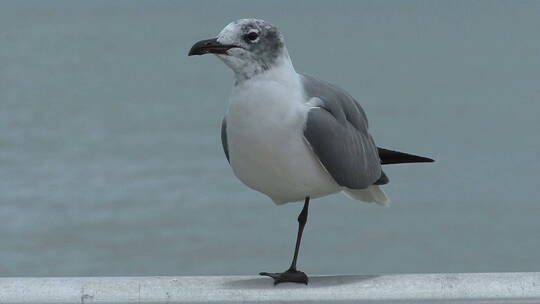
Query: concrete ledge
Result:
<box><xmin>0</xmin><ymin>272</ymin><xmax>539</xmax><ymax>303</ymax></box>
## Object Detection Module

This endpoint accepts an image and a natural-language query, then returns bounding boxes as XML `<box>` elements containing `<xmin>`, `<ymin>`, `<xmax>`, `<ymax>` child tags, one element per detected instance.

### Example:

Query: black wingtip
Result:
<box><xmin>378</xmin><ymin>147</ymin><xmax>435</xmax><ymax>165</ymax></box>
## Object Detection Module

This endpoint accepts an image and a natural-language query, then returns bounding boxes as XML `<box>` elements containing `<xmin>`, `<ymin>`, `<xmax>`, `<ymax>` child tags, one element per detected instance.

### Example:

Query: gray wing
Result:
<box><xmin>221</xmin><ymin>117</ymin><xmax>230</xmax><ymax>163</ymax></box>
<box><xmin>301</xmin><ymin>73</ymin><xmax>383</xmax><ymax>189</ymax></box>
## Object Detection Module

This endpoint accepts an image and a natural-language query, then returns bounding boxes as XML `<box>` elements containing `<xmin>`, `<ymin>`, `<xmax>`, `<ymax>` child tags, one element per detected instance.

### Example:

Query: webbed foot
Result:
<box><xmin>259</xmin><ymin>269</ymin><xmax>309</xmax><ymax>285</ymax></box>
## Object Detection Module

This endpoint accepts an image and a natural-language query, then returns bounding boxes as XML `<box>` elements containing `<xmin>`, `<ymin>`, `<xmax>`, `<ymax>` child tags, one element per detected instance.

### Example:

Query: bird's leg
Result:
<box><xmin>260</xmin><ymin>197</ymin><xmax>310</xmax><ymax>285</ymax></box>
<box><xmin>288</xmin><ymin>197</ymin><xmax>310</xmax><ymax>273</ymax></box>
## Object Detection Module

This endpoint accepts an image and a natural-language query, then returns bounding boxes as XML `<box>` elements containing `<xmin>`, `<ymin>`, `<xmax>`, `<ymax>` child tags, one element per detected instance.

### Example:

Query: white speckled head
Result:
<box><xmin>214</xmin><ymin>19</ymin><xmax>291</xmax><ymax>82</ymax></box>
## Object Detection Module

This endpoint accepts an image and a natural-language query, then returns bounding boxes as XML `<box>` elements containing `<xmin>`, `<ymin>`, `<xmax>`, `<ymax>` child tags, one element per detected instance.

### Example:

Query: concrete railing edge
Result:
<box><xmin>0</xmin><ymin>272</ymin><xmax>539</xmax><ymax>303</ymax></box>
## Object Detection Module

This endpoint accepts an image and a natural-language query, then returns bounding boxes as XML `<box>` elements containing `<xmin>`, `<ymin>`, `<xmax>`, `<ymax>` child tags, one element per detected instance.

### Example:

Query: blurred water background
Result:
<box><xmin>1</xmin><ymin>0</ymin><xmax>539</xmax><ymax>276</ymax></box>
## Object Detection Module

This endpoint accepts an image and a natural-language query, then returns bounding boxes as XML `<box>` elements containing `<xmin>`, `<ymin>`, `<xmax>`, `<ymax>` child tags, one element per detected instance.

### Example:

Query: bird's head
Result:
<box><xmin>189</xmin><ymin>19</ymin><xmax>290</xmax><ymax>82</ymax></box>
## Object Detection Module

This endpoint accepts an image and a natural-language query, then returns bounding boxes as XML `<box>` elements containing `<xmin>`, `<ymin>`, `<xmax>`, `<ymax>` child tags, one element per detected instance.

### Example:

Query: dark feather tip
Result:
<box><xmin>378</xmin><ymin>147</ymin><xmax>434</xmax><ymax>165</ymax></box>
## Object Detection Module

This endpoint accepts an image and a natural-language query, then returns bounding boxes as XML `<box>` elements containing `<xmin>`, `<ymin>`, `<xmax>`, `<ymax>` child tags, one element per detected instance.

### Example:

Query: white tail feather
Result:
<box><xmin>343</xmin><ymin>185</ymin><xmax>389</xmax><ymax>206</ymax></box>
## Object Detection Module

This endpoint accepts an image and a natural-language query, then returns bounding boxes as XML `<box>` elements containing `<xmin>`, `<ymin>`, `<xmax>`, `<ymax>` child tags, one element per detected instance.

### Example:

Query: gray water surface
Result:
<box><xmin>1</xmin><ymin>0</ymin><xmax>539</xmax><ymax>276</ymax></box>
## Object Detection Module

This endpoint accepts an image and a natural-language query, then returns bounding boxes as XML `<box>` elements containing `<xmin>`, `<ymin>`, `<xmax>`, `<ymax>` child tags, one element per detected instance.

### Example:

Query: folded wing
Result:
<box><xmin>301</xmin><ymin>74</ymin><xmax>383</xmax><ymax>189</ymax></box>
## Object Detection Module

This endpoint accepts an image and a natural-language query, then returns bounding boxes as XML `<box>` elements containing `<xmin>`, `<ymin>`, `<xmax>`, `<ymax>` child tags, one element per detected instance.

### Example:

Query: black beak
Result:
<box><xmin>188</xmin><ymin>38</ymin><xmax>238</xmax><ymax>56</ymax></box>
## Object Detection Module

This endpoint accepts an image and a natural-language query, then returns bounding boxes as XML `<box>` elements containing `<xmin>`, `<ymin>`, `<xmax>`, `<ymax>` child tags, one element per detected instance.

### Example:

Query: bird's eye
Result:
<box><xmin>244</xmin><ymin>32</ymin><xmax>259</xmax><ymax>42</ymax></box>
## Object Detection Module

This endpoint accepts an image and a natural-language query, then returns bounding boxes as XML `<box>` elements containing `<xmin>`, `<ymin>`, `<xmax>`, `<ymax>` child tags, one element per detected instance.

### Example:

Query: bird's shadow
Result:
<box><xmin>223</xmin><ymin>274</ymin><xmax>380</xmax><ymax>290</ymax></box>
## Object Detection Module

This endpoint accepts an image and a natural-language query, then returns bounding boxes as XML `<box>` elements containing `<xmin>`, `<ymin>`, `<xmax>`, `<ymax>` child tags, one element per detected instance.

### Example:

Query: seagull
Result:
<box><xmin>188</xmin><ymin>19</ymin><xmax>433</xmax><ymax>285</ymax></box>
